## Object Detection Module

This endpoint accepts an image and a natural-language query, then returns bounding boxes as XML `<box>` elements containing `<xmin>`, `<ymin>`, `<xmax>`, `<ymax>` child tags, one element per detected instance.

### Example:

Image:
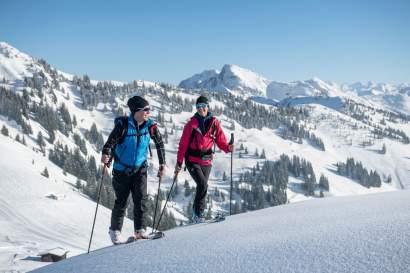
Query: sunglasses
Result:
<box><xmin>196</xmin><ymin>103</ymin><xmax>208</xmax><ymax>109</ymax></box>
<box><xmin>137</xmin><ymin>107</ymin><xmax>150</xmax><ymax>112</ymax></box>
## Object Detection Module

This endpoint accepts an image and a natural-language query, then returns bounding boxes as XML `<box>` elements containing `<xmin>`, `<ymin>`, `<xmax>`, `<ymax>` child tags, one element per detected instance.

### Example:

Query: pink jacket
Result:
<box><xmin>177</xmin><ymin>116</ymin><xmax>230</xmax><ymax>166</ymax></box>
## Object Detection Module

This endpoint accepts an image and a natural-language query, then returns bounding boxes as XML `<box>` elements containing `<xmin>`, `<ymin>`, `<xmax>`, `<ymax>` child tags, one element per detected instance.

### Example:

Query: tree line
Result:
<box><xmin>336</xmin><ymin>158</ymin><xmax>382</xmax><ymax>188</ymax></box>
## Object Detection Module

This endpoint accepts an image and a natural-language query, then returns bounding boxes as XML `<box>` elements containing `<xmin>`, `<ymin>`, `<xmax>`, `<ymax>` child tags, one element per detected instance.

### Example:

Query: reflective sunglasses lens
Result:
<box><xmin>138</xmin><ymin>107</ymin><xmax>150</xmax><ymax>112</ymax></box>
<box><xmin>196</xmin><ymin>103</ymin><xmax>208</xmax><ymax>109</ymax></box>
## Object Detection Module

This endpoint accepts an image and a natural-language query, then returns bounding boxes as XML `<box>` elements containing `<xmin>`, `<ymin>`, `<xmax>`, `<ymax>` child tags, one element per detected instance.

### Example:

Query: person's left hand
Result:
<box><xmin>228</xmin><ymin>144</ymin><xmax>234</xmax><ymax>152</ymax></box>
<box><xmin>157</xmin><ymin>164</ymin><xmax>166</xmax><ymax>178</ymax></box>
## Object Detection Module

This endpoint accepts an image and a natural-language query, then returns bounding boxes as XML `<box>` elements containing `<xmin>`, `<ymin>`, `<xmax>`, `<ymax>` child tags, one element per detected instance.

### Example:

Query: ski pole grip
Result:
<box><xmin>104</xmin><ymin>156</ymin><xmax>113</xmax><ymax>171</ymax></box>
<box><xmin>102</xmin><ymin>164</ymin><xmax>108</xmax><ymax>176</ymax></box>
<box><xmin>229</xmin><ymin>133</ymin><xmax>234</xmax><ymax>145</ymax></box>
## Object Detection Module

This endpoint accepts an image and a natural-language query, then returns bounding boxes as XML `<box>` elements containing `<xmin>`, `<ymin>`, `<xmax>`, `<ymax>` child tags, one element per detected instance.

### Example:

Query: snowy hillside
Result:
<box><xmin>30</xmin><ymin>189</ymin><xmax>410</xmax><ymax>273</ymax></box>
<box><xmin>1</xmin><ymin>41</ymin><xmax>410</xmax><ymax>272</ymax></box>
<box><xmin>179</xmin><ymin>64</ymin><xmax>270</xmax><ymax>96</ymax></box>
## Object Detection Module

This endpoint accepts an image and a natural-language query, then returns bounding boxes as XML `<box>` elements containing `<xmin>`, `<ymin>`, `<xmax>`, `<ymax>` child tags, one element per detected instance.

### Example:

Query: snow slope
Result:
<box><xmin>30</xmin><ymin>189</ymin><xmax>410</xmax><ymax>273</ymax></box>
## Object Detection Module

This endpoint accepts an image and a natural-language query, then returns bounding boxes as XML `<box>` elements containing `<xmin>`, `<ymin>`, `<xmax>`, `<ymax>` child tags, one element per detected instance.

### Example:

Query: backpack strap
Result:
<box><xmin>211</xmin><ymin>119</ymin><xmax>217</xmax><ymax>154</ymax></box>
<box><xmin>114</xmin><ymin>116</ymin><xmax>129</xmax><ymax>145</ymax></box>
<box><xmin>112</xmin><ymin>116</ymin><xmax>128</xmax><ymax>162</ymax></box>
<box><xmin>147</xmin><ymin>123</ymin><xmax>158</xmax><ymax>158</ymax></box>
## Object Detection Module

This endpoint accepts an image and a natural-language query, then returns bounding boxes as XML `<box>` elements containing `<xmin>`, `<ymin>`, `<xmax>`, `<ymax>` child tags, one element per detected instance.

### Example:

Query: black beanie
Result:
<box><xmin>127</xmin><ymin>96</ymin><xmax>149</xmax><ymax>113</ymax></box>
<box><xmin>196</xmin><ymin>95</ymin><xmax>209</xmax><ymax>105</ymax></box>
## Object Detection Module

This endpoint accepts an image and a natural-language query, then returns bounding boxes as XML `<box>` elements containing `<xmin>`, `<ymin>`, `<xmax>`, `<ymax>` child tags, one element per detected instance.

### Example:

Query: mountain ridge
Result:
<box><xmin>179</xmin><ymin>63</ymin><xmax>410</xmax><ymax>115</ymax></box>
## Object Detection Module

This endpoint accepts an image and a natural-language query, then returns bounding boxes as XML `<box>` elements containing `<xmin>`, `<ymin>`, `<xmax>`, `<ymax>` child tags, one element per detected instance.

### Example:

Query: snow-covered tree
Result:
<box><xmin>41</xmin><ymin>167</ymin><xmax>50</xmax><ymax>178</ymax></box>
<box><xmin>1</xmin><ymin>125</ymin><xmax>9</xmax><ymax>136</ymax></box>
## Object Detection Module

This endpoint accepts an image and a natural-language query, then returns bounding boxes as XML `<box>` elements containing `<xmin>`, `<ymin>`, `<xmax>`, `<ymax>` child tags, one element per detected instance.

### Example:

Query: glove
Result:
<box><xmin>157</xmin><ymin>164</ymin><xmax>166</xmax><ymax>178</ymax></box>
<box><xmin>174</xmin><ymin>162</ymin><xmax>182</xmax><ymax>175</ymax></box>
<box><xmin>101</xmin><ymin>154</ymin><xmax>110</xmax><ymax>164</ymax></box>
<box><xmin>101</xmin><ymin>154</ymin><xmax>112</xmax><ymax>168</ymax></box>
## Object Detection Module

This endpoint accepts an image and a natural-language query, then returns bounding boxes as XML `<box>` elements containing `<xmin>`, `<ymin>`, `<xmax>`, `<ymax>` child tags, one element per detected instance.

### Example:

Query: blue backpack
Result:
<box><xmin>112</xmin><ymin>116</ymin><xmax>154</xmax><ymax>174</ymax></box>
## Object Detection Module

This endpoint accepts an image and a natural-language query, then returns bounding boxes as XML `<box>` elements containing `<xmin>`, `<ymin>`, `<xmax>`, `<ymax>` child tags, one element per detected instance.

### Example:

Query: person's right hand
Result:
<box><xmin>101</xmin><ymin>154</ymin><xmax>110</xmax><ymax>165</ymax></box>
<box><xmin>157</xmin><ymin>164</ymin><xmax>166</xmax><ymax>178</ymax></box>
<box><xmin>174</xmin><ymin>163</ymin><xmax>182</xmax><ymax>175</ymax></box>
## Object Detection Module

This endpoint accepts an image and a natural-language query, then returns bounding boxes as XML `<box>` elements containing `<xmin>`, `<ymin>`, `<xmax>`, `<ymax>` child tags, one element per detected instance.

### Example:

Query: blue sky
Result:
<box><xmin>1</xmin><ymin>0</ymin><xmax>409</xmax><ymax>84</ymax></box>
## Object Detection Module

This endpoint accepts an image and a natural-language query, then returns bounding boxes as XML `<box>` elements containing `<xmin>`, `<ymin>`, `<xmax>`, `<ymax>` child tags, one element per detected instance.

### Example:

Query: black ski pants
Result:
<box><xmin>110</xmin><ymin>165</ymin><xmax>147</xmax><ymax>232</ymax></box>
<box><xmin>186</xmin><ymin>161</ymin><xmax>212</xmax><ymax>215</ymax></box>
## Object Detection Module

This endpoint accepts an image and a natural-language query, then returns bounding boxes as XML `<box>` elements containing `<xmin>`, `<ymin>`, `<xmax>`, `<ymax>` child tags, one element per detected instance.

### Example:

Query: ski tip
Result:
<box><xmin>150</xmin><ymin>231</ymin><xmax>165</xmax><ymax>239</ymax></box>
<box><xmin>125</xmin><ymin>236</ymin><xmax>136</xmax><ymax>244</ymax></box>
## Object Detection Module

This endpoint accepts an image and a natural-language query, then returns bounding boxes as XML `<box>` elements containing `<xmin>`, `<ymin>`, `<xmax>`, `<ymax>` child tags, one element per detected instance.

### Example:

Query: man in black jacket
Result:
<box><xmin>101</xmin><ymin>95</ymin><xmax>165</xmax><ymax>244</ymax></box>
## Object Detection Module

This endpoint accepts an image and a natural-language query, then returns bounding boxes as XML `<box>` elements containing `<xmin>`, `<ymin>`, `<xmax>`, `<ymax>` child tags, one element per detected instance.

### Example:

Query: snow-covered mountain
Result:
<box><xmin>31</xmin><ymin>189</ymin><xmax>410</xmax><ymax>273</ymax></box>
<box><xmin>181</xmin><ymin>64</ymin><xmax>410</xmax><ymax>115</ymax></box>
<box><xmin>266</xmin><ymin>77</ymin><xmax>346</xmax><ymax>101</ymax></box>
<box><xmin>273</xmin><ymin>79</ymin><xmax>410</xmax><ymax>115</ymax></box>
<box><xmin>1</xmin><ymin>41</ymin><xmax>410</xmax><ymax>272</ymax></box>
<box><xmin>342</xmin><ymin>81</ymin><xmax>410</xmax><ymax>115</ymax></box>
<box><xmin>346</xmin><ymin>81</ymin><xmax>409</xmax><ymax>96</ymax></box>
<box><xmin>179</xmin><ymin>64</ymin><xmax>270</xmax><ymax>96</ymax></box>
<box><xmin>0</xmin><ymin>41</ymin><xmax>55</xmax><ymax>86</ymax></box>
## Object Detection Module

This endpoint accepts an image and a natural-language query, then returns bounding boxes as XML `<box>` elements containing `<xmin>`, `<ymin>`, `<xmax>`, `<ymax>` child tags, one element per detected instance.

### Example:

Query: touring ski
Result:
<box><xmin>115</xmin><ymin>231</ymin><xmax>165</xmax><ymax>245</ymax></box>
<box><xmin>186</xmin><ymin>214</ymin><xmax>226</xmax><ymax>226</ymax></box>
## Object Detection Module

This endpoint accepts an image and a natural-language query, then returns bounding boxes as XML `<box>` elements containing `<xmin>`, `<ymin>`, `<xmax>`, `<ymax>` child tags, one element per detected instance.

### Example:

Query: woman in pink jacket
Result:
<box><xmin>175</xmin><ymin>95</ymin><xmax>234</xmax><ymax>222</ymax></box>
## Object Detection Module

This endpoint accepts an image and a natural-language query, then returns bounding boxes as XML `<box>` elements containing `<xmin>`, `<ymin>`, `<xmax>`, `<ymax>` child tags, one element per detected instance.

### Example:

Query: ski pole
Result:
<box><xmin>151</xmin><ymin>175</ymin><xmax>162</xmax><ymax>233</ymax></box>
<box><xmin>87</xmin><ymin>163</ymin><xmax>109</xmax><ymax>253</ymax></box>
<box><xmin>229</xmin><ymin>133</ymin><xmax>234</xmax><ymax>216</ymax></box>
<box><xmin>155</xmin><ymin>173</ymin><xmax>178</xmax><ymax>231</ymax></box>
<box><xmin>149</xmin><ymin>145</ymin><xmax>153</xmax><ymax>158</ymax></box>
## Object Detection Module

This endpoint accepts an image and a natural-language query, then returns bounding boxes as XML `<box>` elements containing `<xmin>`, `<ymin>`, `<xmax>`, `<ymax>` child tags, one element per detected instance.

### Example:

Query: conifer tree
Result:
<box><xmin>381</xmin><ymin>143</ymin><xmax>386</xmax><ymax>154</ymax></box>
<box><xmin>319</xmin><ymin>174</ymin><xmax>330</xmax><ymax>191</ymax></box>
<box><xmin>72</xmin><ymin>115</ymin><xmax>77</xmax><ymax>128</ymax></box>
<box><xmin>1</xmin><ymin>125</ymin><xmax>9</xmax><ymax>136</ymax></box>
<box><xmin>260</xmin><ymin>149</ymin><xmax>266</xmax><ymax>159</ymax></box>
<box><xmin>41</xmin><ymin>167</ymin><xmax>50</xmax><ymax>178</ymax></box>
<box><xmin>186</xmin><ymin>201</ymin><xmax>193</xmax><ymax>218</ymax></box>
<box><xmin>37</xmin><ymin>131</ymin><xmax>46</xmax><ymax>151</ymax></box>
<box><xmin>184</xmin><ymin>180</ymin><xmax>191</xmax><ymax>197</ymax></box>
